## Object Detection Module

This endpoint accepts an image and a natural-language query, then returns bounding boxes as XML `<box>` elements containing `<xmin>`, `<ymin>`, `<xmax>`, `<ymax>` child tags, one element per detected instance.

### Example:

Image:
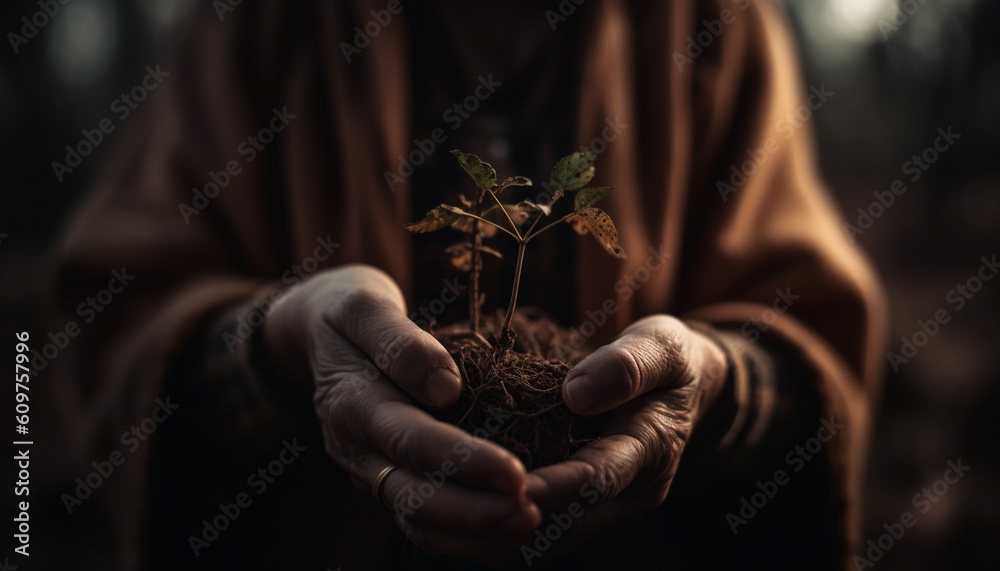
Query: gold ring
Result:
<box><xmin>372</xmin><ymin>464</ymin><xmax>400</xmax><ymax>508</ymax></box>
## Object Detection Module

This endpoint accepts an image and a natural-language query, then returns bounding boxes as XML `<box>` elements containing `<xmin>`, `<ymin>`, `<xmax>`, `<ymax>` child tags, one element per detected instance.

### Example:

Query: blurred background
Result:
<box><xmin>1</xmin><ymin>0</ymin><xmax>997</xmax><ymax>568</ymax></box>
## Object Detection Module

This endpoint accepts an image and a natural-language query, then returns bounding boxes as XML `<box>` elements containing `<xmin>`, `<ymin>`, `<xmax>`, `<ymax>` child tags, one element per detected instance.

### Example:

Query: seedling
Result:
<box><xmin>403</xmin><ymin>149</ymin><xmax>625</xmax><ymax>469</ymax></box>
<box><xmin>406</xmin><ymin>149</ymin><xmax>626</xmax><ymax>341</ymax></box>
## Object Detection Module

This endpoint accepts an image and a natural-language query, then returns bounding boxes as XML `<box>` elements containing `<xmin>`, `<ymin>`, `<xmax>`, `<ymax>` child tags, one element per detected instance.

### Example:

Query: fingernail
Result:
<box><xmin>564</xmin><ymin>375</ymin><xmax>597</xmax><ymax>413</ymax></box>
<box><xmin>424</xmin><ymin>367</ymin><xmax>460</xmax><ymax>407</ymax></box>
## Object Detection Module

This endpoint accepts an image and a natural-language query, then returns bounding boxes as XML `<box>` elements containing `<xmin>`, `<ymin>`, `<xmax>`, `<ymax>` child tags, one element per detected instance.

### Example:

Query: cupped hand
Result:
<box><xmin>521</xmin><ymin>315</ymin><xmax>729</xmax><ymax>563</ymax></box>
<box><xmin>264</xmin><ymin>264</ymin><xmax>542</xmax><ymax>560</ymax></box>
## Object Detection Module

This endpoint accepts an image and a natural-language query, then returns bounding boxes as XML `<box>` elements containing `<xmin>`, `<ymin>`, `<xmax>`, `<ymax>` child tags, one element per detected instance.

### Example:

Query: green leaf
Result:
<box><xmin>450</xmin><ymin>150</ymin><xmax>497</xmax><ymax>189</ymax></box>
<box><xmin>551</xmin><ymin>151</ymin><xmax>597</xmax><ymax>191</ymax></box>
<box><xmin>405</xmin><ymin>204</ymin><xmax>468</xmax><ymax>233</ymax></box>
<box><xmin>497</xmin><ymin>176</ymin><xmax>533</xmax><ymax>193</ymax></box>
<box><xmin>572</xmin><ymin>207</ymin><xmax>626</xmax><ymax>259</ymax></box>
<box><xmin>575</xmin><ymin>187</ymin><xmax>612</xmax><ymax>212</ymax></box>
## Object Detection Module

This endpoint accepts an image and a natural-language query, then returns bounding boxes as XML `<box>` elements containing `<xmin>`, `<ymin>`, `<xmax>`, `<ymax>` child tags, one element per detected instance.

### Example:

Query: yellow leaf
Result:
<box><xmin>405</xmin><ymin>204</ymin><xmax>468</xmax><ymax>233</ymax></box>
<box><xmin>575</xmin><ymin>187</ymin><xmax>612</xmax><ymax>211</ymax></box>
<box><xmin>575</xmin><ymin>207</ymin><xmax>626</xmax><ymax>259</ymax></box>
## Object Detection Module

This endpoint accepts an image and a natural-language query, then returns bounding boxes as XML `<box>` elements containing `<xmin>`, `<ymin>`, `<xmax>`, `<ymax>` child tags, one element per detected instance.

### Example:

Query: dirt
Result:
<box><xmin>431</xmin><ymin>308</ymin><xmax>601</xmax><ymax>469</ymax></box>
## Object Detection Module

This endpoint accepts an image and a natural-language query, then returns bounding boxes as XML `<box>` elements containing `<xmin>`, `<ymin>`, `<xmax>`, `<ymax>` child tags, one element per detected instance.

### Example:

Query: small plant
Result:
<box><xmin>406</xmin><ymin>149</ymin><xmax>626</xmax><ymax>339</ymax></box>
<box><xmin>403</xmin><ymin>150</ymin><xmax>626</xmax><ymax>469</ymax></box>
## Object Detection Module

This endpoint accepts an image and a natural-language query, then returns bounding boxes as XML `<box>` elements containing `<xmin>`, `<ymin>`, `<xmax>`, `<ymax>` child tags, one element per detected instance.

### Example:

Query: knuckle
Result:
<box><xmin>372</xmin><ymin>402</ymin><xmax>419</xmax><ymax>466</ymax></box>
<box><xmin>596</xmin><ymin>460</ymin><xmax>627</xmax><ymax>500</ymax></box>
<box><xmin>314</xmin><ymin>380</ymin><xmax>366</xmax><ymax>461</ymax></box>
<box><xmin>605</xmin><ymin>345</ymin><xmax>644</xmax><ymax>398</ymax></box>
<box><xmin>371</xmin><ymin>327</ymin><xmax>420</xmax><ymax>382</ymax></box>
<box><xmin>643</xmin><ymin>321</ymin><xmax>696</xmax><ymax>386</ymax></box>
<box><xmin>587</xmin><ymin>443</ymin><xmax>635</xmax><ymax>500</ymax></box>
<box><xmin>335</xmin><ymin>288</ymin><xmax>387</xmax><ymax>326</ymax></box>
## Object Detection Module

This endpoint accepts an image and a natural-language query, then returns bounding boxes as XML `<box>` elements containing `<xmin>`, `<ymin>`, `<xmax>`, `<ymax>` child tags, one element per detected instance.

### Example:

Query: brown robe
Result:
<box><xmin>52</xmin><ymin>1</ymin><xmax>886</xmax><ymax>569</ymax></box>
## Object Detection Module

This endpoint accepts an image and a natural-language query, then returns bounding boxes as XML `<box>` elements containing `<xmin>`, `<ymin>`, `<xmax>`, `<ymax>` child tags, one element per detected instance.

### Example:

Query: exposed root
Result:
<box><xmin>432</xmin><ymin>309</ymin><xmax>600</xmax><ymax>469</ymax></box>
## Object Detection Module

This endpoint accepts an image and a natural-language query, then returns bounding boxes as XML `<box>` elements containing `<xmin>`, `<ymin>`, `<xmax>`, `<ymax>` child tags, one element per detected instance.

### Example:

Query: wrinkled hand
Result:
<box><xmin>522</xmin><ymin>315</ymin><xmax>729</xmax><ymax>563</ymax></box>
<box><xmin>264</xmin><ymin>265</ymin><xmax>541</xmax><ymax>560</ymax></box>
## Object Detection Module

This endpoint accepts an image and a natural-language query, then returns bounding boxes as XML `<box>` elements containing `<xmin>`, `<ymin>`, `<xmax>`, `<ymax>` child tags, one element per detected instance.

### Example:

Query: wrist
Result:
<box><xmin>262</xmin><ymin>284</ymin><xmax>314</xmax><ymax>388</ymax></box>
<box><xmin>689</xmin><ymin>328</ymin><xmax>731</xmax><ymax>423</ymax></box>
<box><xmin>684</xmin><ymin>322</ymin><xmax>745</xmax><ymax>455</ymax></box>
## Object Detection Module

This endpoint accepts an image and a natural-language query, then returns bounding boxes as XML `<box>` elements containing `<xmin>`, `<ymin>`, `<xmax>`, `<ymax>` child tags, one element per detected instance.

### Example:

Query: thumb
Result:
<box><xmin>562</xmin><ymin>316</ymin><xmax>695</xmax><ymax>416</ymax></box>
<box><xmin>328</xmin><ymin>291</ymin><xmax>463</xmax><ymax>408</ymax></box>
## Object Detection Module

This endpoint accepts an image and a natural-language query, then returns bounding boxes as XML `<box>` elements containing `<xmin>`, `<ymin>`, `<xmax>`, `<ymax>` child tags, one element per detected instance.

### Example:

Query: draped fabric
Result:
<box><xmin>53</xmin><ymin>1</ymin><xmax>886</xmax><ymax>568</ymax></box>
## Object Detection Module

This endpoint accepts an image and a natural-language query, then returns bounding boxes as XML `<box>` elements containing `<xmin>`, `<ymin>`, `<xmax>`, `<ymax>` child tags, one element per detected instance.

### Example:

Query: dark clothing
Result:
<box><xmin>53</xmin><ymin>1</ymin><xmax>886</xmax><ymax>569</ymax></box>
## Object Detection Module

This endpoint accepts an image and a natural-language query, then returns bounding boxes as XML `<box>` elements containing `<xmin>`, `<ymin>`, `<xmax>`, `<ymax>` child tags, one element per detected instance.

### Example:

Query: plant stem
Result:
<box><xmin>522</xmin><ymin>210</ymin><xmax>545</xmax><ymax>241</ymax></box>
<box><xmin>502</xmin><ymin>241</ymin><xmax>527</xmax><ymax>331</ymax></box>
<box><xmin>469</xmin><ymin>193</ymin><xmax>483</xmax><ymax>333</ymax></box>
<box><xmin>524</xmin><ymin>212</ymin><xmax>578</xmax><ymax>243</ymax></box>
<box><xmin>487</xmin><ymin>190</ymin><xmax>523</xmax><ymax>240</ymax></box>
<box><xmin>499</xmin><ymin>197</ymin><xmax>568</xmax><ymax>333</ymax></box>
